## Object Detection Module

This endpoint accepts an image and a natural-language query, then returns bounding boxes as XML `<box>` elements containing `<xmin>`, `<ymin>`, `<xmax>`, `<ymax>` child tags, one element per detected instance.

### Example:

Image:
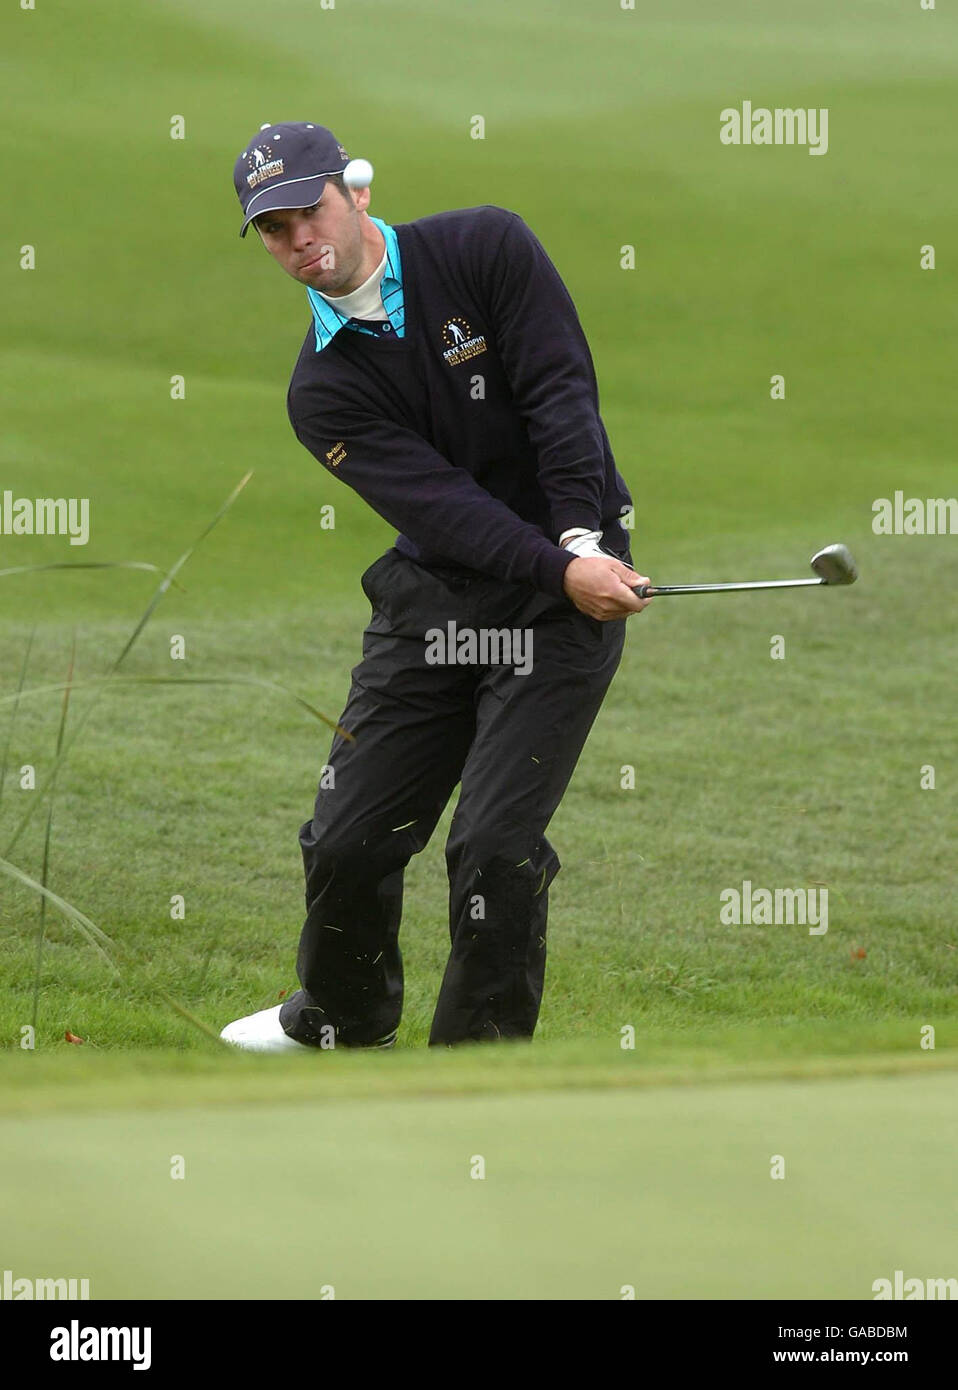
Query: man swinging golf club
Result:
<box><xmin>221</xmin><ymin>121</ymin><xmax>651</xmax><ymax>1051</ymax></box>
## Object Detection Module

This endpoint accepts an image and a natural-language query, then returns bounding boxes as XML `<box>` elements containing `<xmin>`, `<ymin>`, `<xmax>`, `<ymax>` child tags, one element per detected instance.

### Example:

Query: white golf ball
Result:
<box><xmin>343</xmin><ymin>158</ymin><xmax>374</xmax><ymax>188</ymax></box>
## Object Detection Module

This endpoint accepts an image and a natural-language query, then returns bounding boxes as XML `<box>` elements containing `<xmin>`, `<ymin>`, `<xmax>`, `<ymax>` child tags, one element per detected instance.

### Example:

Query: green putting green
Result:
<box><xmin>0</xmin><ymin>1069</ymin><xmax>954</xmax><ymax>1300</ymax></box>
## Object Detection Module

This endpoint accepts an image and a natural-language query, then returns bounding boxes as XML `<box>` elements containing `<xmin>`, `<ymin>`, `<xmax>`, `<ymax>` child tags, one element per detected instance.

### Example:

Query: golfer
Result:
<box><xmin>221</xmin><ymin>121</ymin><xmax>652</xmax><ymax>1051</ymax></box>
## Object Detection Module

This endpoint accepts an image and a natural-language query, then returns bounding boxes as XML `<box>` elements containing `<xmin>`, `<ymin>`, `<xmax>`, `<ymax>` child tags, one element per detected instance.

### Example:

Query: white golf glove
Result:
<box><xmin>559</xmin><ymin>528</ymin><xmax>612</xmax><ymax>559</ymax></box>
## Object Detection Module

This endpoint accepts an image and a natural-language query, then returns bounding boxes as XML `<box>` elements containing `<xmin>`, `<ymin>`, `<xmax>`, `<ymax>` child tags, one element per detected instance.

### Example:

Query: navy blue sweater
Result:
<box><xmin>287</xmin><ymin>205</ymin><xmax>633</xmax><ymax>598</ymax></box>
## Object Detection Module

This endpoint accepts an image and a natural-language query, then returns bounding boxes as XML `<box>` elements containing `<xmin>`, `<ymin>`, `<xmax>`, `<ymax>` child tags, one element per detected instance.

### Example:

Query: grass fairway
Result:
<box><xmin>2</xmin><ymin>0</ymin><xmax>957</xmax><ymax>1301</ymax></box>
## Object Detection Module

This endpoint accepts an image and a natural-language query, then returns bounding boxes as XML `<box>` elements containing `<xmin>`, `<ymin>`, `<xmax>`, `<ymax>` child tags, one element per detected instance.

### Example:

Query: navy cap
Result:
<box><xmin>233</xmin><ymin>122</ymin><xmax>350</xmax><ymax>237</ymax></box>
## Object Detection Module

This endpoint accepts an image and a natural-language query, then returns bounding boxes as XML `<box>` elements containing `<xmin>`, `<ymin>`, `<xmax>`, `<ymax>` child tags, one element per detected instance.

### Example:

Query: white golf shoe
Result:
<box><xmin>219</xmin><ymin>1004</ymin><xmax>311</xmax><ymax>1053</ymax></box>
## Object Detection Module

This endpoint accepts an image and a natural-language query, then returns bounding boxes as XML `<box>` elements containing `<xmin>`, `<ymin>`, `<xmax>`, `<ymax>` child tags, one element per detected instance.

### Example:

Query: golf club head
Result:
<box><xmin>810</xmin><ymin>543</ymin><xmax>858</xmax><ymax>586</ymax></box>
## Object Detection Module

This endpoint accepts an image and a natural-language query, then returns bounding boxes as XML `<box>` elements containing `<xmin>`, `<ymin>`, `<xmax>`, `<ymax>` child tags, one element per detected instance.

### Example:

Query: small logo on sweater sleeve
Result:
<box><xmin>325</xmin><ymin>442</ymin><xmax>347</xmax><ymax>467</ymax></box>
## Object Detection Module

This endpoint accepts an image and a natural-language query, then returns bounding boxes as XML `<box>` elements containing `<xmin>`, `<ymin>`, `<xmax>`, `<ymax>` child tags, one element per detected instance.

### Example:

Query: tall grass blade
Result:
<box><xmin>0</xmin><ymin>562</ymin><xmax>164</xmax><ymax>581</ymax></box>
<box><xmin>32</xmin><ymin>634</ymin><xmax>77</xmax><ymax>1030</ymax></box>
<box><xmin>3</xmin><ymin>472</ymin><xmax>253</xmax><ymax>857</ymax></box>
<box><xmin>0</xmin><ymin>854</ymin><xmax>119</xmax><ymax>974</ymax></box>
<box><xmin>0</xmin><ymin>626</ymin><xmax>35</xmax><ymax>815</ymax></box>
<box><xmin>0</xmin><ymin>673</ymin><xmax>353</xmax><ymax>741</ymax></box>
<box><xmin>4</xmin><ymin>850</ymin><xmax>227</xmax><ymax>1045</ymax></box>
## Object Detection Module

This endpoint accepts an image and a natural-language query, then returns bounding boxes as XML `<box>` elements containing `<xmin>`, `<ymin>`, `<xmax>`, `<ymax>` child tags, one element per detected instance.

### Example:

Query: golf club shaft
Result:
<box><xmin>634</xmin><ymin>577</ymin><xmax>826</xmax><ymax>598</ymax></box>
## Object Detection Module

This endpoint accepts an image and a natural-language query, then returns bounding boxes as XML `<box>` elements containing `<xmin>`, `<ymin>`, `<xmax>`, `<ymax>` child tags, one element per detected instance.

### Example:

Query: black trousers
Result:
<box><xmin>279</xmin><ymin>546</ymin><xmax>628</xmax><ymax>1048</ymax></box>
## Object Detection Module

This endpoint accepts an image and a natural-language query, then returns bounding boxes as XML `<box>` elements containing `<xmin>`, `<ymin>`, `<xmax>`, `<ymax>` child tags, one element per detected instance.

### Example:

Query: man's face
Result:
<box><xmin>254</xmin><ymin>184</ymin><xmax>365</xmax><ymax>294</ymax></box>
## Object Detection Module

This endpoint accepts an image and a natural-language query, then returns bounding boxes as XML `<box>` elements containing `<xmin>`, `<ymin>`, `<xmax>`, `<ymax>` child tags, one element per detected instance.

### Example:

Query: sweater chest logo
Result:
<box><xmin>325</xmin><ymin>441</ymin><xmax>347</xmax><ymax>467</ymax></box>
<box><xmin>441</xmin><ymin>317</ymin><xmax>487</xmax><ymax>367</ymax></box>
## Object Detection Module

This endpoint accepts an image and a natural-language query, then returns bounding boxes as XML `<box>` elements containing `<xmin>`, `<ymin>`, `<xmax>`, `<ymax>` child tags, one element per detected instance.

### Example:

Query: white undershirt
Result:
<box><xmin>317</xmin><ymin>243</ymin><xmax>389</xmax><ymax>321</ymax></box>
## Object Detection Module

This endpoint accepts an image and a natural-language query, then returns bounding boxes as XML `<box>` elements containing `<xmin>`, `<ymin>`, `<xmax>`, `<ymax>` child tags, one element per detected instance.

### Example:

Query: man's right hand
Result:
<box><xmin>561</xmin><ymin>554</ymin><xmax>653</xmax><ymax>620</ymax></box>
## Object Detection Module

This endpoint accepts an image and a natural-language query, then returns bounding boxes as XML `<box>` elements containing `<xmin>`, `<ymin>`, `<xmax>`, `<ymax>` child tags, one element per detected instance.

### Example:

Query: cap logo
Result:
<box><xmin>246</xmin><ymin>144</ymin><xmax>285</xmax><ymax>189</ymax></box>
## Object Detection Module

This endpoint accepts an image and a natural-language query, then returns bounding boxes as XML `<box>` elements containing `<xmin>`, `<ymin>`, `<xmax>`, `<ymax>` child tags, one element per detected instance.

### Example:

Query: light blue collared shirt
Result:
<box><xmin>305</xmin><ymin>216</ymin><xmax>404</xmax><ymax>352</ymax></box>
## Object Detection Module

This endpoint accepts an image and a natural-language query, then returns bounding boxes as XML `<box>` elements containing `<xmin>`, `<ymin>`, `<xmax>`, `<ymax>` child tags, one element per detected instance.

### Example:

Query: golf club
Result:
<box><xmin>633</xmin><ymin>543</ymin><xmax>858</xmax><ymax>598</ymax></box>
